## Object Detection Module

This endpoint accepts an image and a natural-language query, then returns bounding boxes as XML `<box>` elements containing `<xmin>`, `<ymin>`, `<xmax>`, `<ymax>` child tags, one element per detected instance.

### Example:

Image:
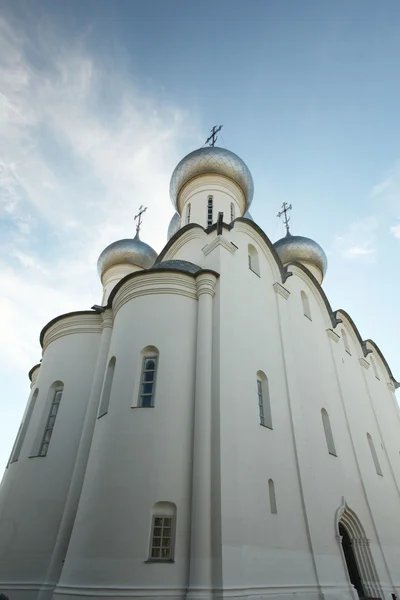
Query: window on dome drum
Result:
<box><xmin>39</xmin><ymin>385</ymin><xmax>63</xmax><ymax>457</ymax></box>
<box><xmin>321</xmin><ymin>408</ymin><xmax>337</xmax><ymax>456</ymax></box>
<box><xmin>8</xmin><ymin>388</ymin><xmax>39</xmax><ymax>465</ymax></box>
<box><xmin>257</xmin><ymin>371</ymin><xmax>272</xmax><ymax>429</ymax></box>
<box><xmin>268</xmin><ymin>479</ymin><xmax>277</xmax><ymax>514</ymax></box>
<box><xmin>207</xmin><ymin>196</ymin><xmax>213</xmax><ymax>227</ymax></box>
<box><xmin>248</xmin><ymin>244</ymin><xmax>260</xmax><ymax>276</ymax></box>
<box><xmin>148</xmin><ymin>501</ymin><xmax>176</xmax><ymax>562</ymax></box>
<box><xmin>342</xmin><ymin>329</ymin><xmax>351</xmax><ymax>355</ymax></box>
<box><xmin>301</xmin><ymin>291</ymin><xmax>312</xmax><ymax>320</ymax></box>
<box><xmin>367</xmin><ymin>433</ymin><xmax>383</xmax><ymax>476</ymax></box>
<box><xmin>370</xmin><ymin>356</ymin><xmax>380</xmax><ymax>380</ymax></box>
<box><xmin>230</xmin><ymin>202</ymin><xmax>235</xmax><ymax>222</ymax></box>
<box><xmin>138</xmin><ymin>352</ymin><xmax>159</xmax><ymax>407</ymax></box>
<box><xmin>98</xmin><ymin>357</ymin><xmax>116</xmax><ymax>418</ymax></box>
<box><xmin>186</xmin><ymin>203</ymin><xmax>191</xmax><ymax>225</ymax></box>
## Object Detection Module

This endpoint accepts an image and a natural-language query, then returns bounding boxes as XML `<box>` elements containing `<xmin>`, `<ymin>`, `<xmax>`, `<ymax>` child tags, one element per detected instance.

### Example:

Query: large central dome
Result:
<box><xmin>169</xmin><ymin>146</ymin><xmax>254</xmax><ymax>212</ymax></box>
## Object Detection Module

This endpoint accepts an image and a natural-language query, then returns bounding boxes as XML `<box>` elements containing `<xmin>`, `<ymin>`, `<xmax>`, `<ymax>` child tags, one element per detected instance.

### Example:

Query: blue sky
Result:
<box><xmin>1</xmin><ymin>0</ymin><xmax>400</xmax><ymax>469</ymax></box>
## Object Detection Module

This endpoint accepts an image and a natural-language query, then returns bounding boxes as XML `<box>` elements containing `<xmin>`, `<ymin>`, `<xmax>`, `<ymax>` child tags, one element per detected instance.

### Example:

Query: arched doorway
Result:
<box><xmin>336</xmin><ymin>501</ymin><xmax>383</xmax><ymax>600</ymax></box>
<box><xmin>339</xmin><ymin>522</ymin><xmax>364</xmax><ymax>597</ymax></box>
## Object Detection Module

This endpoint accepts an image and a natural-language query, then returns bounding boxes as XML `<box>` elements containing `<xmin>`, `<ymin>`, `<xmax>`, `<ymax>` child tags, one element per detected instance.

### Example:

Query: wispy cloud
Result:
<box><xmin>0</xmin><ymin>13</ymin><xmax>200</xmax><ymax>373</ymax></box>
<box><xmin>390</xmin><ymin>224</ymin><xmax>400</xmax><ymax>239</ymax></box>
<box><xmin>370</xmin><ymin>161</ymin><xmax>400</xmax><ymax>210</ymax></box>
<box><xmin>334</xmin><ymin>216</ymin><xmax>377</xmax><ymax>261</ymax></box>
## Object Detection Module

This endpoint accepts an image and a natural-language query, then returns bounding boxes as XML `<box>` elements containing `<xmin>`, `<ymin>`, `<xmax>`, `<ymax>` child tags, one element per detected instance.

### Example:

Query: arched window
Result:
<box><xmin>148</xmin><ymin>501</ymin><xmax>176</xmax><ymax>561</ymax></box>
<box><xmin>257</xmin><ymin>371</ymin><xmax>272</xmax><ymax>429</ymax></box>
<box><xmin>138</xmin><ymin>347</ymin><xmax>159</xmax><ymax>407</ymax></box>
<box><xmin>186</xmin><ymin>203</ymin><xmax>191</xmax><ymax>225</ymax></box>
<box><xmin>39</xmin><ymin>383</ymin><xmax>64</xmax><ymax>457</ymax></box>
<box><xmin>321</xmin><ymin>408</ymin><xmax>337</xmax><ymax>456</ymax></box>
<box><xmin>248</xmin><ymin>244</ymin><xmax>260</xmax><ymax>276</ymax></box>
<box><xmin>9</xmin><ymin>388</ymin><xmax>39</xmax><ymax>465</ymax></box>
<box><xmin>342</xmin><ymin>329</ymin><xmax>351</xmax><ymax>354</ymax></box>
<box><xmin>268</xmin><ymin>479</ymin><xmax>277</xmax><ymax>514</ymax></box>
<box><xmin>207</xmin><ymin>196</ymin><xmax>213</xmax><ymax>227</ymax></box>
<box><xmin>367</xmin><ymin>433</ymin><xmax>382</xmax><ymax>475</ymax></box>
<box><xmin>301</xmin><ymin>291</ymin><xmax>311</xmax><ymax>320</ymax></box>
<box><xmin>370</xmin><ymin>356</ymin><xmax>379</xmax><ymax>380</ymax></box>
<box><xmin>230</xmin><ymin>202</ymin><xmax>235</xmax><ymax>222</ymax></box>
<box><xmin>98</xmin><ymin>357</ymin><xmax>116</xmax><ymax>418</ymax></box>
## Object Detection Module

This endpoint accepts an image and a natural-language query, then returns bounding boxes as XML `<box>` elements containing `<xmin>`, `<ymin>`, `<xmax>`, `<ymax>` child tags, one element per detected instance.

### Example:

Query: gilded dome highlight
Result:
<box><xmin>169</xmin><ymin>146</ymin><xmax>254</xmax><ymax>212</ymax></box>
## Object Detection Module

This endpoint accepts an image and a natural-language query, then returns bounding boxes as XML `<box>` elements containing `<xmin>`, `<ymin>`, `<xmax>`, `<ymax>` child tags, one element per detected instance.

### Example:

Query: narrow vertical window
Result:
<box><xmin>9</xmin><ymin>389</ymin><xmax>39</xmax><ymax>464</ymax></box>
<box><xmin>321</xmin><ymin>408</ymin><xmax>337</xmax><ymax>456</ymax></box>
<box><xmin>138</xmin><ymin>349</ymin><xmax>159</xmax><ymax>407</ymax></box>
<box><xmin>301</xmin><ymin>291</ymin><xmax>311</xmax><ymax>320</ymax></box>
<box><xmin>98</xmin><ymin>357</ymin><xmax>116</xmax><ymax>418</ymax></box>
<box><xmin>248</xmin><ymin>244</ymin><xmax>260</xmax><ymax>276</ymax></box>
<box><xmin>367</xmin><ymin>433</ymin><xmax>383</xmax><ymax>475</ymax></box>
<box><xmin>39</xmin><ymin>385</ymin><xmax>63</xmax><ymax>457</ymax></box>
<box><xmin>342</xmin><ymin>329</ymin><xmax>351</xmax><ymax>355</ymax></box>
<box><xmin>370</xmin><ymin>356</ymin><xmax>379</xmax><ymax>380</ymax></box>
<box><xmin>148</xmin><ymin>502</ymin><xmax>176</xmax><ymax>561</ymax></box>
<box><xmin>268</xmin><ymin>479</ymin><xmax>277</xmax><ymax>514</ymax></box>
<box><xmin>207</xmin><ymin>196</ymin><xmax>213</xmax><ymax>227</ymax></box>
<box><xmin>257</xmin><ymin>371</ymin><xmax>272</xmax><ymax>429</ymax></box>
<box><xmin>230</xmin><ymin>202</ymin><xmax>235</xmax><ymax>222</ymax></box>
<box><xmin>186</xmin><ymin>203</ymin><xmax>191</xmax><ymax>225</ymax></box>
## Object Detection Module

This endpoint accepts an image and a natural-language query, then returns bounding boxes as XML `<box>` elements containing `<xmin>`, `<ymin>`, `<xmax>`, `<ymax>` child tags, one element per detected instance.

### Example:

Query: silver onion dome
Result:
<box><xmin>274</xmin><ymin>232</ymin><xmax>327</xmax><ymax>279</ymax></box>
<box><xmin>167</xmin><ymin>213</ymin><xmax>181</xmax><ymax>240</ymax></box>
<box><xmin>170</xmin><ymin>146</ymin><xmax>254</xmax><ymax>212</ymax></box>
<box><xmin>97</xmin><ymin>233</ymin><xmax>157</xmax><ymax>277</ymax></box>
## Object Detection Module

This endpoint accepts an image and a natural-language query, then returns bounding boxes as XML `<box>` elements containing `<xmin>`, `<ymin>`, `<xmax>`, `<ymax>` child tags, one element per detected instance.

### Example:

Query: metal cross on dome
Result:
<box><xmin>277</xmin><ymin>202</ymin><xmax>292</xmax><ymax>234</ymax></box>
<box><xmin>205</xmin><ymin>125</ymin><xmax>223</xmax><ymax>147</ymax></box>
<box><xmin>134</xmin><ymin>205</ymin><xmax>147</xmax><ymax>235</ymax></box>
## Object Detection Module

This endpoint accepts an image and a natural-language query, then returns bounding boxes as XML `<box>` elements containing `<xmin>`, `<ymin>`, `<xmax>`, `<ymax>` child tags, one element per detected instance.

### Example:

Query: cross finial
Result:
<box><xmin>134</xmin><ymin>205</ymin><xmax>147</xmax><ymax>236</ymax></box>
<box><xmin>205</xmin><ymin>125</ymin><xmax>223</xmax><ymax>147</ymax></box>
<box><xmin>277</xmin><ymin>202</ymin><xmax>292</xmax><ymax>234</ymax></box>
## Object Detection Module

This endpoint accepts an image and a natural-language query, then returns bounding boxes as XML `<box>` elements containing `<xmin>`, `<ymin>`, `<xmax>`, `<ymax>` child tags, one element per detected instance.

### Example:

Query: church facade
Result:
<box><xmin>0</xmin><ymin>145</ymin><xmax>399</xmax><ymax>600</ymax></box>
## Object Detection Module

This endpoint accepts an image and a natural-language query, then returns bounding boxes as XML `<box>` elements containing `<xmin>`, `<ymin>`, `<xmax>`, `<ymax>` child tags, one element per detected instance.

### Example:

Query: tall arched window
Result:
<box><xmin>301</xmin><ymin>291</ymin><xmax>311</xmax><ymax>320</ymax></box>
<box><xmin>367</xmin><ymin>433</ymin><xmax>383</xmax><ymax>475</ymax></box>
<box><xmin>98</xmin><ymin>357</ymin><xmax>116</xmax><ymax>418</ymax></box>
<box><xmin>39</xmin><ymin>382</ymin><xmax>64</xmax><ymax>457</ymax></box>
<box><xmin>9</xmin><ymin>388</ymin><xmax>39</xmax><ymax>465</ymax></box>
<box><xmin>186</xmin><ymin>203</ymin><xmax>191</xmax><ymax>225</ymax></box>
<box><xmin>148</xmin><ymin>501</ymin><xmax>176</xmax><ymax>561</ymax></box>
<box><xmin>230</xmin><ymin>202</ymin><xmax>235</xmax><ymax>222</ymax></box>
<box><xmin>207</xmin><ymin>196</ymin><xmax>213</xmax><ymax>227</ymax></box>
<box><xmin>268</xmin><ymin>479</ymin><xmax>277</xmax><ymax>514</ymax></box>
<box><xmin>342</xmin><ymin>329</ymin><xmax>351</xmax><ymax>354</ymax></box>
<box><xmin>138</xmin><ymin>346</ymin><xmax>159</xmax><ymax>407</ymax></box>
<box><xmin>257</xmin><ymin>371</ymin><xmax>272</xmax><ymax>429</ymax></box>
<box><xmin>370</xmin><ymin>356</ymin><xmax>379</xmax><ymax>380</ymax></box>
<box><xmin>321</xmin><ymin>408</ymin><xmax>337</xmax><ymax>456</ymax></box>
<box><xmin>248</xmin><ymin>244</ymin><xmax>260</xmax><ymax>276</ymax></box>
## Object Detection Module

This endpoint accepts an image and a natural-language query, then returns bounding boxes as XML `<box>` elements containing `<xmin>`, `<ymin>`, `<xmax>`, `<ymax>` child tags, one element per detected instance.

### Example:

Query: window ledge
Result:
<box><xmin>131</xmin><ymin>405</ymin><xmax>155</xmax><ymax>409</ymax></box>
<box><xmin>328</xmin><ymin>451</ymin><xmax>338</xmax><ymax>457</ymax></box>
<box><xmin>345</xmin><ymin>349</ymin><xmax>352</xmax><ymax>356</ymax></box>
<box><xmin>304</xmin><ymin>314</ymin><xmax>312</xmax><ymax>321</ymax></box>
<box><xmin>249</xmin><ymin>268</ymin><xmax>260</xmax><ymax>277</ymax></box>
<box><xmin>144</xmin><ymin>559</ymin><xmax>175</xmax><ymax>564</ymax></box>
<box><xmin>29</xmin><ymin>455</ymin><xmax>46</xmax><ymax>459</ymax></box>
<box><xmin>260</xmin><ymin>424</ymin><xmax>273</xmax><ymax>430</ymax></box>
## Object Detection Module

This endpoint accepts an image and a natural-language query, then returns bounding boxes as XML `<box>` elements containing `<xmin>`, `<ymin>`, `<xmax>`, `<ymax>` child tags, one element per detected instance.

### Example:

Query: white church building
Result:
<box><xmin>1</xmin><ymin>142</ymin><xmax>400</xmax><ymax>600</ymax></box>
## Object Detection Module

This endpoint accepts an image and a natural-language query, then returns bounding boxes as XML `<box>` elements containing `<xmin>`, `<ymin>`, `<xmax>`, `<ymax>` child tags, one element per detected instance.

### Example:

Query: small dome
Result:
<box><xmin>170</xmin><ymin>146</ymin><xmax>254</xmax><ymax>213</ymax></box>
<box><xmin>97</xmin><ymin>233</ymin><xmax>157</xmax><ymax>278</ymax></box>
<box><xmin>274</xmin><ymin>232</ymin><xmax>327</xmax><ymax>281</ymax></box>
<box><xmin>167</xmin><ymin>213</ymin><xmax>181</xmax><ymax>240</ymax></box>
<box><xmin>152</xmin><ymin>260</ymin><xmax>202</xmax><ymax>275</ymax></box>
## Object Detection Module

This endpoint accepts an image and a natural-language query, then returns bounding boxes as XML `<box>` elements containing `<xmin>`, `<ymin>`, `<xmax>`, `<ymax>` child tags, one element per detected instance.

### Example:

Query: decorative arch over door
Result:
<box><xmin>335</xmin><ymin>500</ymin><xmax>382</xmax><ymax>599</ymax></box>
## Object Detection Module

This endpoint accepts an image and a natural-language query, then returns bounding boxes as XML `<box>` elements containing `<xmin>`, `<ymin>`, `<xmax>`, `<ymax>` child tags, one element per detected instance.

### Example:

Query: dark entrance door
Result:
<box><xmin>339</xmin><ymin>523</ymin><xmax>364</xmax><ymax>597</ymax></box>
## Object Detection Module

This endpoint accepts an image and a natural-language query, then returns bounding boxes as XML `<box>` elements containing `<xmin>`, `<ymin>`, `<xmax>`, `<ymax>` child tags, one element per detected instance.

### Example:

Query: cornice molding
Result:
<box><xmin>202</xmin><ymin>235</ymin><xmax>238</xmax><ymax>256</ymax></box>
<box><xmin>273</xmin><ymin>282</ymin><xmax>290</xmax><ymax>299</ymax></box>
<box><xmin>42</xmin><ymin>313</ymin><xmax>103</xmax><ymax>353</ymax></box>
<box><xmin>326</xmin><ymin>329</ymin><xmax>340</xmax><ymax>343</ymax></box>
<box><xmin>161</xmin><ymin>228</ymin><xmax>204</xmax><ymax>261</ymax></box>
<box><xmin>112</xmin><ymin>271</ymin><xmax>198</xmax><ymax>316</ymax></box>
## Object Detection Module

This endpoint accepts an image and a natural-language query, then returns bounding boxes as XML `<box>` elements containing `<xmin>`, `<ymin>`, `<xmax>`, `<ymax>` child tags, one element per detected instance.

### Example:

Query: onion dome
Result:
<box><xmin>97</xmin><ymin>232</ymin><xmax>157</xmax><ymax>278</ymax></box>
<box><xmin>170</xmin><ymin>146</ymin><xmax>254</xmax><ymax>213</ymax></box>
<box><xmin>274</xmin><ymin>232</ymin><xmax>327</xmax><ymax>283</ymax></box>
<box><xmin>167</xmin><ymin>213</ymin><xmax>181</xmax><ymax>240</ymax></box>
